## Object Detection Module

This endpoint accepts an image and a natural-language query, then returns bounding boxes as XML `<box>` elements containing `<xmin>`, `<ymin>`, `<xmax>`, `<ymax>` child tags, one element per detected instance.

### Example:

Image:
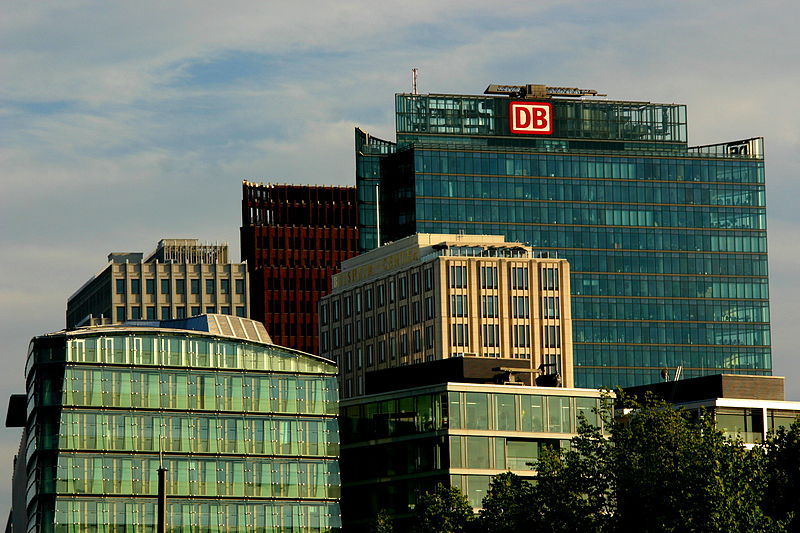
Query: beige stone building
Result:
<box><xmin>67</xmin><ymin>239</ymin><xmax>249</xmax><ymax>327</ymax></box>
<box><xmin>318</xmin><ymin>234</ymin><xmax>573</xmax><ymax>398</ymax></box>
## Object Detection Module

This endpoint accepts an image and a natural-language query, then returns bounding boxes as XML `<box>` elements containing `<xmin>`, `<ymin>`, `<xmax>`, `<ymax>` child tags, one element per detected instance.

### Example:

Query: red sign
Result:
<box><xmin>509</xmin><ymin>101</ymin><xmax>553</xmax><ymax>135</ymax></box>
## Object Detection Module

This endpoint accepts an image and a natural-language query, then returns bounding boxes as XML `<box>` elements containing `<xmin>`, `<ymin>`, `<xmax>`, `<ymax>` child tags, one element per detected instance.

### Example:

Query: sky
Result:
<box><xmin>1</xmin><ymin>0</ymin><xmax>799</xmax><ymax>513</ymax></box>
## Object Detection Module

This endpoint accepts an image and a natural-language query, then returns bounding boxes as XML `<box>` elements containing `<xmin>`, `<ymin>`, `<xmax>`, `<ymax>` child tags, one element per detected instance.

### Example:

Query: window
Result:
<box><xmin>426</xmin><ymin>325</ymin><xmax>434</xmax><ymax>349</ymax></box>
<box><xmin>206</xmin><ymin>279</ymin><xmax>215</xmax><ymax>294</ymax></box>
<box><xmin>413</xmin><ymin>301</ymin><xmax>421</xmax><ymax>323</ymax></box>
<box><xmin>452</xmin><ymin>323</ymin><xmax>469</xmax><ymax>347</ymax></box>
<box><xmin>389</xmin><ymin>337</ymin><xmax>397</xmax><ymax>360</ymax></box>
<box><xmin>542</xmin><ymin>268</ymin><xmax>559</xmax><ymax>290</ymax></box>
<box><xmin>511</xmin><ymin>267</ymin><xmax>529</xmax><ymax>290</ymax></box>
<box><xmin>365</xmin><ymin>317</ymin><xmax>374</xmax><ymax>338</ymax></box>
<box><xmin>191</xmin><ymin>279</ymin><xmax>200</xmax><ymax>294</ymax></box>
<box><xmin>220</xmin><ymin>279</ymin><xmax>230</xmax><ymax>294</ymax></box>
<box><xmin>191</xmin><ymin>306</ymin><xmax>201</xmax><ymax>316</ymax></box>
<box><xmin>425</xmin><ymin>297</ymin><xmax>434</xmax><ymax>320</ymax></box>
<box><xmin>221</xmin><ymin>306</ymin><xmax>230</xmax><ymax>315</ymax></box>
<box><xmin>176</xmin><ymin>279</ymin><xmax>185</xmax><ymax>294</ymax></box>
<box><xmin>513</xmin><ymin>296</ymin><xmax>530</xmax><ymax>319</ymax></box>
<box><xmin>389</xmin><ymin>280</ymin><xmax>396</xmax><ymax>303</ymax></box>
<box><xmin>400</xmin><ymin>306</ymin><xmax>409</xmax><ymax>328</ymax></box>
<box><xmin>424</xmin><ymin>268</ymin><xmax>433</xmax><ymax>291</ymax></box>
<box><xmin>176</xmin><ymin>306</ymin><xmax>186</xmax><ymax>319</ymax></box>
<box><xmin>449</xmin><ymin>265</ymin><xmax>467</xmax><ymax>288</ymax></box>
<box><xmin>320</xmin><ymin>304</ymin><xmax>329</xmax><ymax>325</ymax></box>
<box><xmin>413</xmin><ymin>330</ymin><xmax>422</xmax><ymax>352</ymax></box>
<box><xmin>482</xmin><ymin>324</ymin><xmax>500</xmax><ymax>347</ymax></box>
<box><xmin>390</xmin><ymin>309</ymin><xmax>397</xmax><ymax>330</ymax></box>
<box><xmin>450</xmin><ymin>295</ymin><xmax>468</xmax><ymax>317</ymax></box>
<box><xmin>116</xmin><ymin>307</ymin><xmax>125</xmax><ymax>321</ymax></box>
<box><xmin>161</xmin><ymin>279</ymin><xmax>170</xmax><ymax>294</ymax></box>
<box><xmin>131</xmin><ymin>279</ymin><xmax>140</xmax><ymax>293</ymax></box>
<box><xmin>365</xmin><ymin>288</ymin><xmax>374</xmax><ymax>310</ymax></box>
<box><xmin>544</xmin><ymin>325</ymin><xmax>561</xmax><ymax>348</ymax></box>
<box><xmin>377</xmin><ymin>284</ymin><xmax>386</xmax><ymax>306</ymax></box>
<box><xmin>399</xmin><ymin>277</ymin><xmax>408</xmax><ymax>299</ymax></box>
<box><xmin>333</xmin><ymin>328</ymin><xmax>341</xmax><ymax>348</ymax></box>
<box><xmin>116</xmin><ymin>279</ymin><xmax>125</xmax><ymax>294</ymax></box>
<box><xmin>356</xmin><ymin>349</ymin><xmax>363</xmax><ymax>369</ymax></box>
<box><xmin>355</xmin><ymin>292</ymin><xmax>362</xmax><ymax>314</ymax></box>
<box><xmin>345</xmin><ymin>324</ymin><xmax>353</xmax><ymax>345</ymax></box>
<box><xmin>161</xmin><ymin>307</ymin><xmax>170</xmax><ymax>320</ymax></box>
<box><xmin>206</xmin><ymin>306</ymin><xmax>215</xmax><ymax>314</ymax></box>
<box><xmin>146</xmin><ymin>306</ymin><xmax>156</xmax><ymax>320</ymax></box>
<box><xmin>400</xmin><ymin>333</ymin><xmax>409</xmax><ymax>356</ymax></box>
<box><xmin>130</xmin><ymin>307</ymin><xmax>141</xmax><ymax>320</ymax></box>
<box><xmin>332</xmin><ymin>300</ymin><xmax>340</xmax><ymax>321</ymax></box>
<box><xmin>366</xmin><ymin>345</ymin><xmax>374</xmax><ymax>366</ymax></box>
<box><xmin>344</xmin><ymin>296</ymin><xmax>353</xmax><ymax>318</ymax></box>
<box><xmin>543</xmin><ymin>297</ymin><xmax>560</xmax><ymax>319</ymax></box>
<box><xmin>235</xmin><ymin>279</ymin><xmax>245</xmax><ymax>294</ymax></box>
<box><xmin>345</xmin><ymin>352</ymin><xmax>352</xmax><ymax>372</ymax></box>
<box><xmin>412</xmin><ymin>272</ymin><xmax>420</xmax><ymax>295</ymax></box>
<box><xmin>513</xmin><ymin>325</ymin><xmax>531</xmax><ymax>348</ymax></box>
<box><xmin>482</xmin><ymin>295</ymin><xmax>498</xmax><ymax>318</ymax></box>
<box><xmin>146</xmin><ymin>279</ymin><xmax>155</xmax><ymax>294</ymax></box>
<box><xmin>378</xmin><ymin>341</ymin><xmax>386</xmax><ymax>363</ymax></box>
<box><xmin>378</xmin><ymin>313</ymin><xmax>386</xmax><ymax>334</ymax></box>
<box><xmin>481</xmin><ymin>266</ymin><xmax>498</xmax><ymax>289</ymax></box>
<box><xmin>236</xmin><ymin>306</ymin><xmax>245</xmax><ymax>317</ymax></box>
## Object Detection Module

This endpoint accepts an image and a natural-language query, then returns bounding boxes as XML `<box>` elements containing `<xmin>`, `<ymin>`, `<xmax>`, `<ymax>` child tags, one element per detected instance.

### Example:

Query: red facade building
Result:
<box><xmin>241</xmin><ymin>182</ymin><xmax>358</xmax><ymax>354</ymax></box>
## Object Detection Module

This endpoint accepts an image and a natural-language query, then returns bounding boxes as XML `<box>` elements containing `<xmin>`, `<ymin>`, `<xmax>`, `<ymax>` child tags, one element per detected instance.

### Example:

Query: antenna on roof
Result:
<box><xmin>412</xmin><ymin>68</ymin><xmax>418</xmax><ymax>95</ymax></box>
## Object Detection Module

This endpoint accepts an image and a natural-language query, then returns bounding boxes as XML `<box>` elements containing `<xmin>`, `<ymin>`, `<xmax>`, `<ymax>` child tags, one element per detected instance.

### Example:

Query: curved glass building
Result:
<box><xmin>20</xmin><ymin>315</ymin><xmax>341</xmax><ymax>532</ymax></box>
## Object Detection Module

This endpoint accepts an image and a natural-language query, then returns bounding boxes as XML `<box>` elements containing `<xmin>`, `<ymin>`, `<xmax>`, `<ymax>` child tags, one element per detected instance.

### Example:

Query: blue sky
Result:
<box><xmin>1</xmin><ymin>0</ymin><xmax>799</xmax><ymax>511</ymax></box>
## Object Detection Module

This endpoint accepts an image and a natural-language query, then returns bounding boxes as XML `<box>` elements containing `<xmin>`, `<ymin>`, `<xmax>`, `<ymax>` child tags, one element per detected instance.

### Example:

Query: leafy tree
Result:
<box><xmin>411</xmin><ymin>483</ymin><xmax>474</xmax><ymax>533</ymax></box>
<box><xmin>530</xmin><ymin>392</ymin><xmax>783</xmax><ymax>533</ymax></box>
<box><xmin>478</xmin><ymin>472</ymin><xmax>536</xmax><ymax>533</ymax></box>
<box><xmin>763</xmin><ymin>419</ymin><xmax>800</xmax><ymax>529</ymax></box>
<box><xmin>370</xmin><ymin>509</ymin><xmax>394</xmax><ymax>533</ymax></box>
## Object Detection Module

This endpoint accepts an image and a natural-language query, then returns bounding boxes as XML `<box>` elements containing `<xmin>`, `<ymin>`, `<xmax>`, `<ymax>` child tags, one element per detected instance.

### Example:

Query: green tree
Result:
<box><xmin>370</xmin><ymin>509</ymin><xmax>394</xmax><ymax>533</ymax></box>
<box><xmin>530</xmin><ymin>392</ymin><xmax>782</xmax><ymax>533</ymax></box>
<box><xmin>478</xmin><ymin>472</ymin><xmax>536</xmax><ymax>532</ymax></box>
<box><xmin>411</xmin><ymin>483</ymin><xmax>474</xmax><ymax>533</ymax></box>
<box><xmin>763</xmin><ymin>419</ymin><xmax>800</xmax><ymax>529</ymax></box>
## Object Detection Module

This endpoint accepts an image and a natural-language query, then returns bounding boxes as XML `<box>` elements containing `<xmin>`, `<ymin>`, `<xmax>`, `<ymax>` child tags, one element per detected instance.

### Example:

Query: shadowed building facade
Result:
<box><xmin>241</xmin><ymin>182</ymin><xmax>358</xmax><ymax>354</ymax></box>
<box><xmin>356</xmin><ymin>84</ymin><xmax>770</xmax><ymax>388</ymax></box>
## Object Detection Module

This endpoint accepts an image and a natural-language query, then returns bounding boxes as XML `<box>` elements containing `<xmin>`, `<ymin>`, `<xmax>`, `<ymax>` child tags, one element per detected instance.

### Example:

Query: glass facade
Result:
<box><xmin>339</xmin><ymin>384</ymin><xmax>605</xmax><ymax>531</ymax></box>
<box><xmin>356</xmin><ymin>91</ymin><xmax>770</xmax><ymax>387</ymax></box>
<box><xmin>25</xmin><ymin>326</ymin><xmax>341</xmax><ymax>532</ymax></box>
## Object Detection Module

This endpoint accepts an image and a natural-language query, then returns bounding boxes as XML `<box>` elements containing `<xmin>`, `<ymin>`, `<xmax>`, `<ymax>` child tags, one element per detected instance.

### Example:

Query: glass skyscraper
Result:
<box><xmin>356</xmin><ymin>86</ymin><xmax>769</xmax><ymax>388</ymax></box>
<box><xmin>18</xmin><ymin>315</ymin><xmax>341</xmax><ymax>532</ymax></box>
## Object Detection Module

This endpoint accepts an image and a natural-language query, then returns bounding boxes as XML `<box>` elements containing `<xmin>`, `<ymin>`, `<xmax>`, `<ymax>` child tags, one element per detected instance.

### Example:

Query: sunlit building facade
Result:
<box><xmin>356</xmin><ymin>84</ymin><xmax>770</xmax><ymax>387</ymax></box>
<box><xmin>18</xmin><ymin>315</ymin><xmax>341</xmax><ymax>532</ymax></box>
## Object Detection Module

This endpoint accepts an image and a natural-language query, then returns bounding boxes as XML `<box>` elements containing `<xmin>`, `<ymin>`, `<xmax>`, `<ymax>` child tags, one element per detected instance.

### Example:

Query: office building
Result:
<box><xmin>339</xmin><ymin>366</ymin><xmax>607</xmax><ymax>531</ymax></box>
<box><xmin>356</xmin><ymin>83</ymin><xmax>770</xmax><ymax>388</ymax></box>
<box><xmin>66</xmin><ymin>239</ymin><xmax>249</xmax><ymax>327</ymax></box>
<box><xmin>241</xmin><ymin>182</ymin><xmax>358</xmax><ymax>354</ymax></box>
<box><xmin>318</xmin><ymin>233</ymin><xmax>573</xmax><ymax>398</ymax></box>
<box><xmin>8</xmin><ymin>315</ymin><xmax>341</xmax><ymax>532</ymax></box>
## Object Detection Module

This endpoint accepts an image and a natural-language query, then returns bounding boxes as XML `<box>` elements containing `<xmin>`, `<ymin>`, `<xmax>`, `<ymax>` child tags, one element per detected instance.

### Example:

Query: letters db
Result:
<box><xmin>509</xmin><ymin>101</ymin><xmax>553</xmax><ymax>135</ymax></box>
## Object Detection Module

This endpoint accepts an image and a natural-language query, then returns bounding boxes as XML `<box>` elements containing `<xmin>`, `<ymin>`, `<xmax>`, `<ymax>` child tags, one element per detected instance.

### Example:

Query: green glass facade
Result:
<box><xmin>356</xmin><ymin>91</ymin><xmax>770</xmax><ymax>388</ymax></box>
<box><xmin>339</xmin><ymin>383</ymin><xmax>606</xmax><ymax>531</ymax></box>
<box><xmin>24</xmin><ymin>325</ymin><xmax>341</xmax><ymax>532</ymax></box>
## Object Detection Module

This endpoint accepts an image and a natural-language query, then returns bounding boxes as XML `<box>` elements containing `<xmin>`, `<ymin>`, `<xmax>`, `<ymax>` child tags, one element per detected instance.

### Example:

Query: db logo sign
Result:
<box><xmin>509</xmin><ymin>101</ymin><xmax>553</xmax><ymax>135</ymax></box>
